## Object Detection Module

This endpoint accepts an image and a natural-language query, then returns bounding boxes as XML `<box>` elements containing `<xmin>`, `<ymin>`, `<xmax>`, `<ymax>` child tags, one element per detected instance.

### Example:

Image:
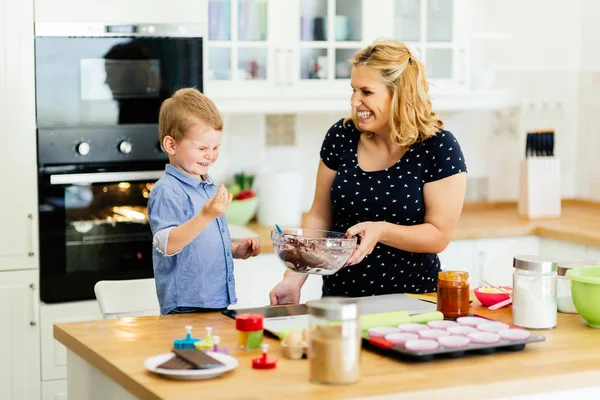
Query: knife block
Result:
<box><xmin>518</xmin><ymin>157</ymin><xmax>561</xmax><ymax>219</ymax></box>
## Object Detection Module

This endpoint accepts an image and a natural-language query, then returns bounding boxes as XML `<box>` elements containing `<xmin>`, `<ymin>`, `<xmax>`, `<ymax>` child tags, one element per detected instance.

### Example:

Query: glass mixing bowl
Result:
<box><xmin>271</xmin><ymin>228</ymin><xmax>357</xmax><ymax>275</ymax></box>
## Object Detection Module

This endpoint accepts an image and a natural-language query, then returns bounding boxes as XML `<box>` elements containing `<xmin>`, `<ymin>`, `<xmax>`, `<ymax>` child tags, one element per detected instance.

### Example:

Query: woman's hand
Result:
<box><xmin>232</xmin><ymin>238</ymin><xmax>261</xmax><ymax>259</ymax></box>
<box><xmin>344</xmin><ymin>221</ymin><xmax>388</xmax><ymax>266</ymax></box>
<box><xmin>269</xmin><ymin>277</ymin><xmax>302</xmax><ymax>305</ymax></box>
<box><xmin>201</xmin><ymin>185</ymin><xmax>232</xmax><ymax>219</ymax></box>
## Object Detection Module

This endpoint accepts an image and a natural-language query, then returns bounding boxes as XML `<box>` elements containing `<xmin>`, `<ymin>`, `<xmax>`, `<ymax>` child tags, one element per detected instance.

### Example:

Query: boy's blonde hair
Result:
<box><xmin>344</xmin><ymin>38</ymin><xmax>443</xmax><ymax>148</ymax></box>
<box><xmin>158</xmin><ymin>88</ymin><xmax>223</xmax><ymax>143</ymax></box>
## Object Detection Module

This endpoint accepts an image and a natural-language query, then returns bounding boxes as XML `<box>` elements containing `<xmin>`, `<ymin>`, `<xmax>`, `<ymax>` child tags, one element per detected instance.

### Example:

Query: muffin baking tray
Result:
<box><xmin>361</xmin><ymin>315</ymin><xmax>546</xmax><ymax>362</ymax></box>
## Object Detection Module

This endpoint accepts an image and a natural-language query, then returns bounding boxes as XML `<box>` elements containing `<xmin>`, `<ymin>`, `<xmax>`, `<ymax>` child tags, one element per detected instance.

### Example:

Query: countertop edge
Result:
<box><xmin>353</xmin><ymin>371</ymin><xmax>600</xmax><ymax>400</ymax></box>
<box><xmin>53</xmin><ymin>323</ymin><xmax>162</xmax><ymax>400</ymax></box>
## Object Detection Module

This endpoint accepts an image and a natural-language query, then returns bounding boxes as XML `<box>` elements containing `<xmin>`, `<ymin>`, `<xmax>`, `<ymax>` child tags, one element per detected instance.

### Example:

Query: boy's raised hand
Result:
<box><xmin>201</xmin><ymin>185</ymin><xmax>232</xmax><ymax>219</ymax></box>
<box><xmin>232</xmin><ymin>238</ymin><xmax>261</xmax><ymax>259</ymax></box>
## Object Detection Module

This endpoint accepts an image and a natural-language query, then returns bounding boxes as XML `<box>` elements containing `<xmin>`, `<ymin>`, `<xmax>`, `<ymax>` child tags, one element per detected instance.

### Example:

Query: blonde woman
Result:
<box><xmin>270</xmin><ymin>39</ymin><xmax>467</xmax><ymax>304</ymax></box>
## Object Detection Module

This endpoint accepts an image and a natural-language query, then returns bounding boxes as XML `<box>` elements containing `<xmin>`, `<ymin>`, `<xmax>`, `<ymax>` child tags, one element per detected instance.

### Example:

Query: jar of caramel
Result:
<box><xmin>436</xmin><ymin>271</ymin><xmax>470</xmax><ymax>319</ymax></box>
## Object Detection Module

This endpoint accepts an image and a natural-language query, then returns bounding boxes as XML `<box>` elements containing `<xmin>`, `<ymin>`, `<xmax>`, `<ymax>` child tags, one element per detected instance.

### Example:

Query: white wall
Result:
<box><xmin>576</xmin><ymin>0</ymin><xmax>600</xmax><ymax>201</ymax></box>
<box><xmin>467</xmin><ymin>0</ymin><xmax>583</xmax><ymax>200</ymax></box>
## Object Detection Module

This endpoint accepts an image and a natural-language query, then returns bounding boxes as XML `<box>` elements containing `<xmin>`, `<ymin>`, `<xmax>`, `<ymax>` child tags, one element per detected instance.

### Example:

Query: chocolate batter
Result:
<box><xmin>275</xmin><ymin>235</ymin><xmax>353</xmax><ymax>275</ymax></box>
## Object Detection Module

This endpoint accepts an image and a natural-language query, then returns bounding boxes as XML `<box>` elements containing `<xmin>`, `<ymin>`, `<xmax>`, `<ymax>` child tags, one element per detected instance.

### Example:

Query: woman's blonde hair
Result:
<box><xmin>158</xmin><ymin>88</ymin><xmax>223</xmax><ymax>143</ymax></box>
<box><xmin>344</xmin><ymin>38</ymin><xmax>443</xmax><ymax>148</ymax></box>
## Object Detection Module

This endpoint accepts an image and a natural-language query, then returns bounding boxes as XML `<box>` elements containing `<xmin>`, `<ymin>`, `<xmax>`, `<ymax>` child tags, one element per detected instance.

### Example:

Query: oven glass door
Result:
<box><xmin>35</xmin><ymin>36</ymin><xmax>203</xmax><ymax>128</ymax></box>
<box><xmin>39</xmin><ymin>165</ymin><xmax>164</xmax><ymax>303</ymax></box>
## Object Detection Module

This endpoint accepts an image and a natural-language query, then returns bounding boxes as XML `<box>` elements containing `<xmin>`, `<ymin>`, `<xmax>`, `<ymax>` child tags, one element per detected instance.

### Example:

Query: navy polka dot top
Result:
<box><xmin>319</xmin><ymin>118</ymin><xmax>467</xmax><ymax>297</ymax></box>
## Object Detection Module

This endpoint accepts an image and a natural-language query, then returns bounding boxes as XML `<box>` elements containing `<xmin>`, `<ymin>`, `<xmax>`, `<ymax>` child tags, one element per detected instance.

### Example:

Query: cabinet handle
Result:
<box><xmin>286</xmin><ymin>48</ymin><xmax>294</xmax><ymax>87</ymax></box>
<box><xmin>29</xmin><ymin>283</ymin><xmax>38</xmax><ymax>326</ymax></box>
<box><xmin>27</xmin><ymin>213</ymin><xmax>35</xmax><ymax>257</ymax></box>
<box><xmin>274</xmin><ymin>48</ymin><xmax>283</xmax><ymax>86</ymax></box>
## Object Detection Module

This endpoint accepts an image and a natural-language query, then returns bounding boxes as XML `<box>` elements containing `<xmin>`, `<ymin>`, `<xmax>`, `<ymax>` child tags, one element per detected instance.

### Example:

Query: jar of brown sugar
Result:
<box><xmin>437</xmin><ymin>270</ymin><xmax>470</xmax><ymax>319</ymax></box>
<box><xmin>307</xmin><ymin>297</ymin><xmax>361</xmax><ymax>385</ymax></box>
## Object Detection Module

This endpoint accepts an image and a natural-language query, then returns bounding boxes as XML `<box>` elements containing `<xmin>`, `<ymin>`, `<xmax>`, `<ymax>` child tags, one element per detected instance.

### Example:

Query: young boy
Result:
<box><xmin>148</xmin><ymin>88</ymin><xmax>260</xmax><ymax>315</ymax></box>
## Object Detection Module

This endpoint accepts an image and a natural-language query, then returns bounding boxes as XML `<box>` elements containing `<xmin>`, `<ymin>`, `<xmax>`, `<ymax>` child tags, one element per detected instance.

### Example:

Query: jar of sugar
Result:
<box><xmin>512</xmin><ymin>255</ymin><xmax>558</xmax><ymax>329</ymax></box>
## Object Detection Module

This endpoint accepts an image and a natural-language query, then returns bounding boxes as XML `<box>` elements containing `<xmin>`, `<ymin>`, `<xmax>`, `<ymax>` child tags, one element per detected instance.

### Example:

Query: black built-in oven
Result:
<box><xmin>35</xmin><ymin>23</ymin><xmax>205</xmax><ymax>303</ymax></box>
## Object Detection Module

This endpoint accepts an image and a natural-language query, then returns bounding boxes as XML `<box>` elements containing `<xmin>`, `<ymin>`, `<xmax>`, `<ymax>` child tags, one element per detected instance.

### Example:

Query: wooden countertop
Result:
<box><xmin>246</xmin><ymin>200</ymin><xmax>600</xmax><ymax>254</ymax></box>
<box><xmin>54</xmin><ymin>299</ymin><xmax>600</xmax><ymax>400</ymax></box>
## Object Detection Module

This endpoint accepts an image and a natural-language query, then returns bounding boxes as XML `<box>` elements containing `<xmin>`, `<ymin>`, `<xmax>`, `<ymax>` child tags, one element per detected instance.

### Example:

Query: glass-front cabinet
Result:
<box><xmin>393</xmin><ymin>0</ymin><xmax>469</xmax><ymax>92</ymax></box>
<box><xmin>206</xmin><ymin>0</ymin><xmax>280</xmax><ymax>97</ymax></box>
<box><xmin>289</xmin><ymin>0</ymin><xmax>369</xmax><ymax>97</ymax></box>
<box><xmin>205</xmin><ymin>0</ymin><xmax>470</xmax><ymax>110</ymax></box>
<box><xmin>206</xmin><ymin>0</ymin><xmax>375</xmax><ymax>102</ymax></box>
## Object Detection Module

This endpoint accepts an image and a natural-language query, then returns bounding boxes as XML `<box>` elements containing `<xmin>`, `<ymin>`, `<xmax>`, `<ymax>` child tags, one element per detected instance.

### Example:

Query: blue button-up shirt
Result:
<box><xmin>148</xmin><ymin>164</ymin><xmax>236</xmax><ymax>314</ymax></box>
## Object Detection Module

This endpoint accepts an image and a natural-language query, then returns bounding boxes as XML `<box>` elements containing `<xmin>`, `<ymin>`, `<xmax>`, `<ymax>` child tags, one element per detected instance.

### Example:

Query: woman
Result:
<box><xmin>270</xmin><ymin>39</ymin><xmax>467</xmax><ymax>304</ymax></box>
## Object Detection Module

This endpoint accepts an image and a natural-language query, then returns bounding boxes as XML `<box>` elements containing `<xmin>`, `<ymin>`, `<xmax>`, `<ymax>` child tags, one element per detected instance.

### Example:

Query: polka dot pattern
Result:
<box><xmin>319</xmin><ymin>119</ymin><xmax>467</xmax><ymax>297</ymax></box>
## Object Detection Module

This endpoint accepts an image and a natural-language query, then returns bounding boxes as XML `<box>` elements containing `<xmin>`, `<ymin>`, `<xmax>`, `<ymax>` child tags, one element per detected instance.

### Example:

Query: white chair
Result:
<box><xmin>94</xmin><ymin>278</ymin><xmax>160</xmax><ymax>319</ymax></box>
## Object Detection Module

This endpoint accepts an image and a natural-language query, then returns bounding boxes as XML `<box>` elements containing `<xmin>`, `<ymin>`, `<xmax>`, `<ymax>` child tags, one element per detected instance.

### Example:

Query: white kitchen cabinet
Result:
<box><xmin>232</xmin><ymin>254</ymin><xmax>284</xmax><ymax>308</ymax></box>
<box><xmin>207</xmin><ymin>0</ymin><xmax>474</xmax><ymax>112</ymax></box>
<box><xmin>538</xmin><ymin>238</ymin><xmax>589</xmax><ymax>263</ymax></box>
<box><xmin>587</xmin><ymin>246</ymin><xmax>600</xmax><ymax>263</ymax></box>
<box><xmin>206</xmin><ymin>0</ymin><xmax>281</xmax><ymax>98</ymax></box>
<box><xmin>0</xmin><ymin>0</ymin><xmax>38</xmax><ymax>272</ymax></box>
<box><xmin>385</xmin><ymin>0</ymin><xmax>472</xmax><ymax>91</ymax></box>
<box><xmin>40</xmin><ymin>300</ymin><xmax>103</xmax><ymax>381</ymax></box>
<box><xmin>476</xmin><ymin>236</ymin><xmax>540</xmax><ymax>287</ymax></box>
<box><xmin>35</xmin><ymin>0</ymin><xmax>208</xmax><ymax>24</ymax></box>
<box><xmin>206</xmin><ymin>0</ymin><xmax>381</xmax><ymax>103</ymax></box>
<box><xmin>232</xmin><ymin>253</ymin><xmax>322</xmax><ymax>308</ymax></box>
<box><xmin>41</xmin><ymin>380</ymin><xmax>67</xmax><ymax>400</ymax></box>
<box><xmin>0</xmin><ymin>270</ymin><xmax>40</xmax><ymax>400</ymax></box>
<box><xmin>438</xmin><ymin>239</ymin><xmax>478</xmax><ymax>285</ymax></box>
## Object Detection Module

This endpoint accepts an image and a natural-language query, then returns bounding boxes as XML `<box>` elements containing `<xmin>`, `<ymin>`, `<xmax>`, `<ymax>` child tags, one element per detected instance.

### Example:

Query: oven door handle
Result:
<box><xmin>49</xmin><ymin>170</ymin><xmax>165</xmax><ymax>185</ymax></box>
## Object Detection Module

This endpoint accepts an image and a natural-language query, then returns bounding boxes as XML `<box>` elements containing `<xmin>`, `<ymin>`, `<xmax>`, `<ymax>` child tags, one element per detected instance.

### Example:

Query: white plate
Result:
<box><xmin>144</xmin><ymin>351</ymin><xmax>238</xmax><ymax>381</ymax></box>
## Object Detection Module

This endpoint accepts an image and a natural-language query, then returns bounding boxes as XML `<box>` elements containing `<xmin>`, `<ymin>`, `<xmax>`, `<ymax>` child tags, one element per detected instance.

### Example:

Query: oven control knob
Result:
<box><xmin>76</xmin><ymin>142</ymin><xmax>91</xmax><ymax>156</ymax></box>
<box><xmin>118</xmin><ymin>140</ymin><xmax>133</xmax><ymax>154</ymax></box>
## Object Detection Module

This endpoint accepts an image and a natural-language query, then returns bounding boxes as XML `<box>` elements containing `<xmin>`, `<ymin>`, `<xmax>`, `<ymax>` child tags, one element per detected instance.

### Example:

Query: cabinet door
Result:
<box><xmin>0</xmin><ymin>0</ymin><xmax>38</xmax><ymax>271</ymax></box>
<box><xmin>40</xmin><ymin>300</ymin><xmax>103</xmax><ymax>381</ymax></box>
<box><xmin>476</xmin><ymin>236</ymin><xmax>540</xmax><ymax>287</ymax></box>
<box><xmin>587</xmin><ymin>246</ymin><xmax>600</xmax><ymax>264</ymax></box>
<box><xmin>539</xmin><ymin>238</ymin><xmax>589</xmax><ymax>263</ymax></box>
<box><xmin>232</xmin><ymin>254</ymin><xmax>285</xmax><ymax>308</ymax></box>
<box><xmin>0</xmin><ymin>270</ymin><xmax>40</xmax><ymax>400</ymax></box>
<box><xmin>438</xmin><ymin>240</ymin><xmax>477</xmax><ymax>285</ymax></box>
<box><xmin>391</xmin><ymin>0</ymin><xmax>470</xmax><ymax>91</ymax></box>
<box><xmin>282</xmin><ymin>0</ymin><xmax>369</xmax><ymax>98</ymax></box>
<box><xmin>206</xmin><ymin>0</ymin><xmax>283</xmax><ymax>99</ymax></box>
<box><xmin>234</xmin><ymin>254</ymin><xmax>322</xmax><ymax>308</ymax></box>
<box><xmin>41</xmin><ymin>380</ymin><xmax>67</xmax><ymax>400</ymax></box>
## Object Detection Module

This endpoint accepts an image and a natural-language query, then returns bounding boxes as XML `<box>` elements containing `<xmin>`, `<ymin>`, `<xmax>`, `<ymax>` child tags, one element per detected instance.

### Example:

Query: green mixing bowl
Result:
<box><xmin>566</xmin><ymin>265</ymin><xmax>600</xmax><ymax>328</ymax></box>
<box><xmin>225</xmin><ymin>197</ymin><xmax>259</xmax><ymax>225</ymax></box>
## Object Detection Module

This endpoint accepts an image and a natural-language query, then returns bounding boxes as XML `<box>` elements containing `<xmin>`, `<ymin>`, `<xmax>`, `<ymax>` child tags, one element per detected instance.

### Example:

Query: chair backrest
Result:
<box><xmin>94</xmin><ymin>278</ymin><xmax>160</xmax><ymax>319</ymax></box>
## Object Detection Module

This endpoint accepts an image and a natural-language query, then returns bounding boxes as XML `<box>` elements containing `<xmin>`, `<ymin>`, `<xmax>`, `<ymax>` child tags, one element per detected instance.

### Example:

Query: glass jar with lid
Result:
<box><xmin>557</xmin><ymin>260</ymin><xmax>597</xmax><ymax>314</ymax></box>
<box><xmin>307</xmin><ymin>297</ymin><xmax>361</xmax><ymax>385</ymax></box>
<box><xmin>436</xmin><ymin>270</ymin><xmax>470</xmax><ymax>319</ymax></box>
<box><xmin>512</xmin><ymin>255</ymin><xmax>558</xmax><ymax>329</ymax></box>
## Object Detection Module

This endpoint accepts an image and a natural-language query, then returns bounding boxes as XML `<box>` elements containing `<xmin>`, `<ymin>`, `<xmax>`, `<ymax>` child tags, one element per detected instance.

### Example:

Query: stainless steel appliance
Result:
<box><xmin>34</xmin><ymin>22</ymin><xmax>206</xmax><ymax>303</ymax></box>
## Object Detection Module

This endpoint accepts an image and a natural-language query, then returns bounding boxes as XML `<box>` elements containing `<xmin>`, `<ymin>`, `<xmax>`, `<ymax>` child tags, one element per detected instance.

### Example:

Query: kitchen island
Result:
<box><xmin>54</xmin><ymin>297</ymin><xmax>600</xmax><ymax>400</ymax></box>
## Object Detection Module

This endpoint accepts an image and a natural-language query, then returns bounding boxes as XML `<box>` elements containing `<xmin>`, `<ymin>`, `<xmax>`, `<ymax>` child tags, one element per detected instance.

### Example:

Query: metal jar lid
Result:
<box><xmin>513</xmin><ymin>255</ymin><xmax>558</xmax><ymax>273</ymax></box>
<box><xmin>557</xmin><ymin>260</ymin><xmax>598</xmax><ymax>276</ymax></box>
<box><xmin>307</xmin><ymin>297</ymin><xmax>359</xmax><ymax>321</ymax></box>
